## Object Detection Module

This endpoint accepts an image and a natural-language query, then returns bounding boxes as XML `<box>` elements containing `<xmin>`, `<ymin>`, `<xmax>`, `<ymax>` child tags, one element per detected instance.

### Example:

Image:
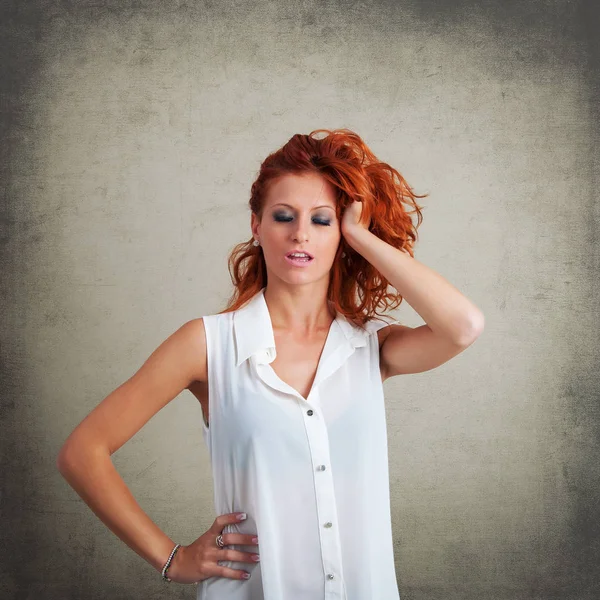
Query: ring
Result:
<box><xmin>216</xmin><ymin>534</ymin><xmax>225</xmax><ymax>548</ymax></box>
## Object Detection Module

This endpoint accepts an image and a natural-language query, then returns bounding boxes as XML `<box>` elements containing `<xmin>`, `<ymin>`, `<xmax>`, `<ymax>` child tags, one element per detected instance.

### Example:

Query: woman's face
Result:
<box><xmin>251</xmin><ymin>172</ymin><xmax>341</xmax><ymax>286</ymax></box>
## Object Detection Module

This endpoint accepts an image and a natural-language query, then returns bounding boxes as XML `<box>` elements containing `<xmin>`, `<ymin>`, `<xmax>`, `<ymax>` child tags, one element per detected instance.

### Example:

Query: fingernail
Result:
<box><xmin>237</xmin><ymin>512</ymin><xmax>247</xmax><ymax>520</ymax></box>
<box><xmin>252</xmin><ymin>554</ymin><xmax>260</xmax><ymax>562</ymax></box>
<box><xmin>242</xmin><ymin>572</ymin><xmax>251</xmax><ymax>579</ymax></box>
<box><xmin>252</xmin><ymin>537</ymin><xmax>259</xmax><ymax>544</ymax></box>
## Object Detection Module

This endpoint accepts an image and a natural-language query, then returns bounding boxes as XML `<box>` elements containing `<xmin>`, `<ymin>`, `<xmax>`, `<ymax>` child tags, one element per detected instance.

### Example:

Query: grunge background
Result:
<box><xmin>1</xmin><ymin>0</ymin><xmax>598</xmax><ymax>598</ymax></box>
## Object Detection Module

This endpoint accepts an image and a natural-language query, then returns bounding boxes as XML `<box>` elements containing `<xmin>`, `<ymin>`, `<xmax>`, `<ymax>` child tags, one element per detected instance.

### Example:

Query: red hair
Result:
<box><xmin>217</xmin><ymin>128</ymin><xmax>427</xmax><ymax>328</ymax></box>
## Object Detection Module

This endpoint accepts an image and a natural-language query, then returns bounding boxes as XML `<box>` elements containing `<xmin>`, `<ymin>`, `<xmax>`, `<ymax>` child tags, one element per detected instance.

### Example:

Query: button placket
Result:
<box><xmin>302</xmin><ymin>390</ymin><xmax>346</xmax><ymax>597</ymax></box>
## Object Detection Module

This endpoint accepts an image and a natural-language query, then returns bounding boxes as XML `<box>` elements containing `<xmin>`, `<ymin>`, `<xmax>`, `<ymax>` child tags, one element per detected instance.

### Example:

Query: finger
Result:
<box><xmin>214</xmin><ymin>565</ymin><xmax>252</xmax><ymax>581</ymax></box>
<box><xmin>220</xmin><ymin>533</ymin><xmax>259</xmax><ymax>547</ymax></box>
<box><xmin>222</xmin><ymin>549</ymin><xmax>260</xmax><ymax>564</ymax></box>
<box><xmin>212</xmin><ymin>512</ymin><xmax>247</xmax><ymax>532</ymax></box>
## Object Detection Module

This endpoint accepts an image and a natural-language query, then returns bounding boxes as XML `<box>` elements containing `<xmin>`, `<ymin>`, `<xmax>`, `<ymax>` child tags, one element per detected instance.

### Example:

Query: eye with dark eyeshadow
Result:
<box><xmin>273</xmin><ymin>213</ymin><xmax>293</xmax><ymax>223</ymax></box>
<box><xmin>273</xmin><ymin>213</ymin><xmax>331</xmax><ymax>226</ymax></box>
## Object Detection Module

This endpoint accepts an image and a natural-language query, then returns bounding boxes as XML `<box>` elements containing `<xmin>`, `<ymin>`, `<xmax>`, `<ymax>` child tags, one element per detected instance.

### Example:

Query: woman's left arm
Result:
<box><xmin>342</xmin><ymin>205</ymin><xmax>485</xmax><ymax>378</ymax></box>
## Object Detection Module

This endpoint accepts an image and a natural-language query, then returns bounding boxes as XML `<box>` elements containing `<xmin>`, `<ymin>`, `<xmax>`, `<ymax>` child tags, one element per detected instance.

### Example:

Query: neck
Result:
<box><xmin>262</xmin><ymin>283</ymin><xmax>335</xmax><ymax>335</ymax></box>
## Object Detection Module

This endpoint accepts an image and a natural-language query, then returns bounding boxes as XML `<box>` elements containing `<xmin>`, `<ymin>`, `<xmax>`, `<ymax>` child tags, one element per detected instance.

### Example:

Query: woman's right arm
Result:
<box><xmin>56</xmin><ymin>318</ymin><xmax>208</xmax><ymax>574</ymax></box>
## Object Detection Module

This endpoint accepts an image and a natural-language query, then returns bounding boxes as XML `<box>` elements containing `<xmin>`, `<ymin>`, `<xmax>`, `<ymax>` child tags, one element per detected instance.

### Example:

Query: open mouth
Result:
<box><xmin>285</xmin><ymin>251</ymin><xmax>314</xmax><ymax>265</ymax></box>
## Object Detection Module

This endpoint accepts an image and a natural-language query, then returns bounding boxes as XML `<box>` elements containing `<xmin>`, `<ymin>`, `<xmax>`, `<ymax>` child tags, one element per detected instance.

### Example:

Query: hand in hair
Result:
<box><xmin>341</xmin><ymin>198</ymin><xmax>370</xmax><ymax>237</ymax></box>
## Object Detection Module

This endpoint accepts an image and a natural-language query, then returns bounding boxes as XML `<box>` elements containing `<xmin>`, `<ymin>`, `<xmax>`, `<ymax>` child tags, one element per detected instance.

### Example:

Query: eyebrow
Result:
<box><xmin>271</xmin><ymin>203</ymin><xmax>335</xmax><ymax>211</ymax></box>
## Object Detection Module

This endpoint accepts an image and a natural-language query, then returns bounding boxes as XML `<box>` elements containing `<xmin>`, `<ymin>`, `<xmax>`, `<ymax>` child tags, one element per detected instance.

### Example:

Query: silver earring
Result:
<box><xmin>341</xmin><ymin>251</ymin><xmax>346</xmax><ymax>258</ymax></box>
<box><xmin>253</xmin><ymin>239</ymin><xmax>260</xmax><ymax>247</ymax></box>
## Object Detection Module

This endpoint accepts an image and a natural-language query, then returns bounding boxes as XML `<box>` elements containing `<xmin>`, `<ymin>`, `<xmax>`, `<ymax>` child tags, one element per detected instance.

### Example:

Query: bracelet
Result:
<box><xmin>161</xmin><ymin>543</ymin><xmax>181</xmax><ymax>583</ymax></box>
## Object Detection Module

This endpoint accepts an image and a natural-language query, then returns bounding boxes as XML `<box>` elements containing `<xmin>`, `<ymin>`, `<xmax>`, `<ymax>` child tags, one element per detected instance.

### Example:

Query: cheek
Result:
<box><xmin>328</xmin><ymin>228</ymin><xmax>342</xmax><ymax>246</ymax></box>
<box><xmin>317</xmin><ymin>233</ymin><xmax>342</xmax><ymax>256</ymax></box>
<box><xmin>262</xmin><ymin>228</ymin><xmax>284</xmax><ymax>243</ymax></box>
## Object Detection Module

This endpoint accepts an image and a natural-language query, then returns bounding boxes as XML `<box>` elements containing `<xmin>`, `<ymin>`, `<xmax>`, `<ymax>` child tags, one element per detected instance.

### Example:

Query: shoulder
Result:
<box><xmin>178</xmin><ymin>316</ymin><xmax>207</xmax><ymax>341</ymax></box>
<box><xmin>167</xmin><ymin>317</ymin><xmax>208</xmax><ymax>384</ymax></box>
<box><xmin>182</xmin><ymin>312</ymin><xmax>233</xmax><ymax>379</ymax></box>
<box><xmin>357</xmin><ymin>316</ymin><xmax>399</xmax><ymax>349</ymax></box>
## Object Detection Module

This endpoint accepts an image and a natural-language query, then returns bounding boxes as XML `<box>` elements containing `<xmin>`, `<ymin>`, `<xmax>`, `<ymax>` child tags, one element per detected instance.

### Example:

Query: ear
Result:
<box><xmin>251</xmin><ymin>212</ymin><xmax>260</xmax><ymax>239</ymax></box>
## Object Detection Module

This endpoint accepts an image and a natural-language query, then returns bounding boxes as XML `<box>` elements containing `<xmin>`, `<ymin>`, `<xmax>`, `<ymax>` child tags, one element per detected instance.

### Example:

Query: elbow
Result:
<box><xmin>452</xmin><ymin>311</ymin><xmax>484</xmax><ymax>347</ymax></box>
<box><xmin>473</xmin><ymin>310</ymin><xmax>485</xmax><ymax>335</ymax></box>
<box><xmin>56</xmin><ymin>442</ymin><xmax>75</xmax><ymax>475</ymax></box>
<box><xmin>56</xmin><ymin>438</ymin><xmax>107</xmax><ymax>475</ymax></box>
<box><xmin>460</xmin><ymin>311</ymin><xmax>485</xmax><ymax>346</ymax></box>
<box><xmin>56</xmin><ymin>430</ymin><xmax>81</xmax><ymax>473</ymax></box>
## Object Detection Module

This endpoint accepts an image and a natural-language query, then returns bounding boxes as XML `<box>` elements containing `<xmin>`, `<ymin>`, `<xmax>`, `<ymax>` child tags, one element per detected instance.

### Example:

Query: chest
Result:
<box><xmin>191</xmin><ymin>324</ymin><xmax>389</xmax><ymax>428</ymax></box>
<box><xmin>269</xmin><ymin>323</ymin><xmax>390</xmax><ymax>400</ymax></box>
<box><xmin>269</xmin><ymin>330</ymin><xmax>330</xmax><ymax>401</ymax></box>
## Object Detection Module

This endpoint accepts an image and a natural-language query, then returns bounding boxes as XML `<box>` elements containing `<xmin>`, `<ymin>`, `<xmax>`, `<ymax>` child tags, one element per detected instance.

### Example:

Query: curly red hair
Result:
<box><xmin>217</xmin><ymin>128</ymin><xmax>427</xmax><ymax>328</ymax></box>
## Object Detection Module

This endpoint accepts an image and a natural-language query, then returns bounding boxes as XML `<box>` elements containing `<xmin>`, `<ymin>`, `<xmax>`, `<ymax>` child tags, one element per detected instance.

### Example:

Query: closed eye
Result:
<box><xmin>273</xmin><ymin>215</ymin><xmax>331</xmax><ymax>226</ymax></box>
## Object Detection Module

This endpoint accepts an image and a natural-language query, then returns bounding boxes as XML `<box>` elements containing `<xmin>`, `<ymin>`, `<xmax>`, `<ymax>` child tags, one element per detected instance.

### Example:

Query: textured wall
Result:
<box><xmin>1</xmin><ymin>0</ymin><xmax>598</xmax><ymax>598</ymax></box>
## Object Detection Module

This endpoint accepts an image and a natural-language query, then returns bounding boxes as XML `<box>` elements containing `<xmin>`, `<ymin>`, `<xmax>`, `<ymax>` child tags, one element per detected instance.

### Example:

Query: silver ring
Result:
<box><xmin>216</xmin><ymin>534</ymin><xmax>225</xmax><ymax>548</ymax></box>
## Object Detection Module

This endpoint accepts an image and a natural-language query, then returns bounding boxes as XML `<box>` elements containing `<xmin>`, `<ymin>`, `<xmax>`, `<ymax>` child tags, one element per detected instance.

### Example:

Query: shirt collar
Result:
<box><xmin>233</xmin><ymin>287</ymin><xmax>370</xmax><ymax>367</ymax></box>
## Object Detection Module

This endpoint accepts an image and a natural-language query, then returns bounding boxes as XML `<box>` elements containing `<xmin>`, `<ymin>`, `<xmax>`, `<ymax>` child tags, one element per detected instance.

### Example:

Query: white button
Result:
<box><xmin>327</xmin><ymin>573</ymin><xmax>335</xmax><ymax>580</ymax></box>
<box><xmin>317</xmin><ymin>464</ymin><xmax>326</xmax><ymax>471</ymax></box>
<box><xmin>324</xmin><ymin>522</ymin><xmax>332</xmax><ymax>528</ymax></box>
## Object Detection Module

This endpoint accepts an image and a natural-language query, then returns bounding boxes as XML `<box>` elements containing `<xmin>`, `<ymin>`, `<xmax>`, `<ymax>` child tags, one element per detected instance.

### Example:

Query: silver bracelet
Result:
<box><xmin>161</xmin><ymin>543</ymin><xmax>181</xmax><ymax>583</ymax></box>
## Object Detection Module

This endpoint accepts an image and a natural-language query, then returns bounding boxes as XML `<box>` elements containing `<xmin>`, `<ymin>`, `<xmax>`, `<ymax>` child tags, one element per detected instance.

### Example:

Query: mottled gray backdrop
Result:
<box><xmin>1</xmin><ymin>0</ymin><xmax>598</xmax><ymax>598</ymax></box>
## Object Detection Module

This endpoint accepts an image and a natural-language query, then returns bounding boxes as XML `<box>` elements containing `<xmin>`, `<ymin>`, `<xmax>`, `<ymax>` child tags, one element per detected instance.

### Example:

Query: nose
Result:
<box><xmin>292</xmin><ymin>220</ymin><xmax>309</xmax><ymax>243</ymax></box>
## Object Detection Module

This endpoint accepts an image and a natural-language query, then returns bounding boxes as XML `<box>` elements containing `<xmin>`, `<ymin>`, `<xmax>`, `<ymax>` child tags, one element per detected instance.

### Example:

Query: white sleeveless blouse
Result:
<box><xmin>197</xmin><ymin>287</ymin><xmax>401</xmax><ymax>600</ymax></box>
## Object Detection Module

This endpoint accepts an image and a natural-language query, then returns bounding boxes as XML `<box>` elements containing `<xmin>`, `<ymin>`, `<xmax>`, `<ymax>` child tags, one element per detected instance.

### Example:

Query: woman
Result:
<box><xmin>57</xmin><ymin>128</ymin><xmax>484</xmax><ymax>599</ymax></box>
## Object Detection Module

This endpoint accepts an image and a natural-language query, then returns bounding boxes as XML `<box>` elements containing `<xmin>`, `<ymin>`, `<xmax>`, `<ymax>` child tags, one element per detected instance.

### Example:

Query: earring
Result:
<box><xmin>253</xmin><ymin>239</ymin><xmax>260</xmax><ymax>247</ymax></box>
<box><xmin>341</xmin><ymin>251</ymin><xmax>346</xmax><ymax>258</ymax></box>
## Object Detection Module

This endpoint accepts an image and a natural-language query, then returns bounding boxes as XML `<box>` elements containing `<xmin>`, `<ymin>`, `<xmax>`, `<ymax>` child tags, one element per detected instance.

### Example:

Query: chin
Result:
<box><xmin>284</xmin><ymin>270</ymin><xmax>334</xmax><ymax>286</ymax></box>
<box><xmin>265</xmin><ymin>258</ymin><xmax>334</xmax><ymax>285</ymax></box>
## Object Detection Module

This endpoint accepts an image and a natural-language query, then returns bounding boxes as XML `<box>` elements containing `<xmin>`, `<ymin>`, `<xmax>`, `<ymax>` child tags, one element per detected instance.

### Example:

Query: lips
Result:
<box><xmin>286</xmin><ymin>250</ymin><xmax>314</xmax><ymax>259</ymax></box>
<box><xmin>284</xmin><ymin>251</ymin><xmax>314</xmax><ymax>267</ymax></box>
